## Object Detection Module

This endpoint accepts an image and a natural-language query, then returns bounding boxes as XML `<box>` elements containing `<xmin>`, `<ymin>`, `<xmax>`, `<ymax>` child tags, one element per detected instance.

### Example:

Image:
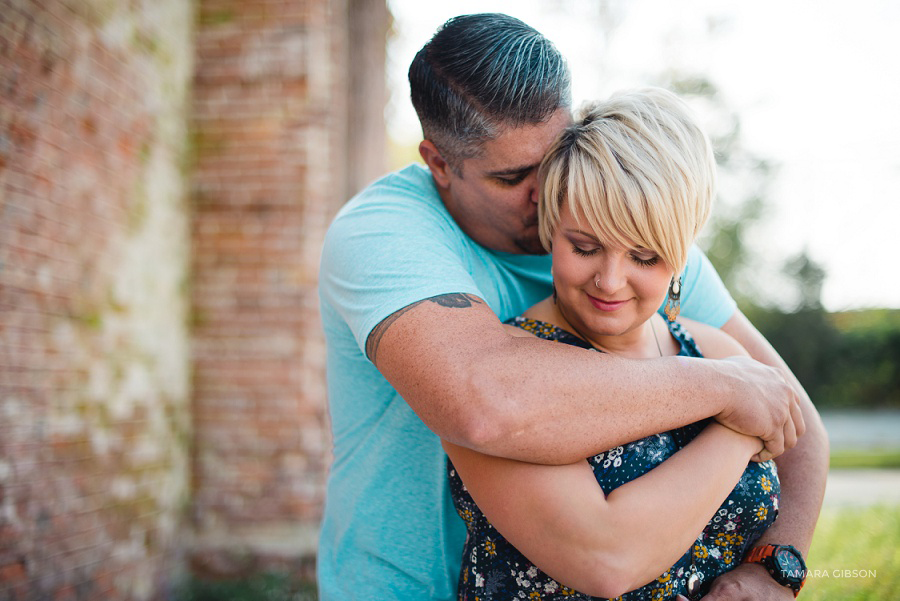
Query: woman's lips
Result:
<box><xmin>587</xmin><ymin>294</ymin><xmax>629</xmax><ymax>312</ymax></box>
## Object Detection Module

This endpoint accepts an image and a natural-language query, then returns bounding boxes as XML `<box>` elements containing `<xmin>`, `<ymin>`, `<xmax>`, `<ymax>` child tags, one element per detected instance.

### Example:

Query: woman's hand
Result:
<box><xmin>705</xmin><ymin>421</ymin><xmax>766</xmax><ymax>460</ymax></box>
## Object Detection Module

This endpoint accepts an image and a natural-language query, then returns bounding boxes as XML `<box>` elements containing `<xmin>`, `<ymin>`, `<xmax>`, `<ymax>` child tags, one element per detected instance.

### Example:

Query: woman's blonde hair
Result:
<box><xmin>538</xmin><ymin>87</ymin><xmax>716</xmax><ymax>275</ymax></box>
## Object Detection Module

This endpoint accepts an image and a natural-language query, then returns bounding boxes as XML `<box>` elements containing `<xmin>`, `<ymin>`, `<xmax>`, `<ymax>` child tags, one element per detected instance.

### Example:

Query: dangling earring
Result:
<box><xmin>664</xmin><ymin>276</ymin><xmax>682</xmax><ymax>322</ymax></box>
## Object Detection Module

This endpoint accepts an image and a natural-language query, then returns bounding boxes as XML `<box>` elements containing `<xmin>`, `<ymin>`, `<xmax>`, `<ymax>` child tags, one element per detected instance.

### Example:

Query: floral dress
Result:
<box><xmin>448</xmin><ymin>318</ymin><xmax>780</xmax><ymax>600</ymax></box>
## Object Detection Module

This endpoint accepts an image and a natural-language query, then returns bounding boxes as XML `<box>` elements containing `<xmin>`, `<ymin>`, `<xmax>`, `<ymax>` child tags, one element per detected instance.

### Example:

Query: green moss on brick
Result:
<box><xmin>199</xmin><ymin>9</ymin><xmax>236</xmax><ymax>26</ymax></box>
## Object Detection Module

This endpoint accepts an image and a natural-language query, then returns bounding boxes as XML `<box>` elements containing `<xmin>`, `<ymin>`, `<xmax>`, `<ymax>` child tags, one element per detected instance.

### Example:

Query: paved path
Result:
<box><xmin>823</xmin><ymin>469</ymin><xmax>900</xmax><ymax>507</ymax></box>
<box><xmin>820</xmin><ymin>409</ymin><xmax>900</xmax><ymax>450</ymax></box>
<box><xmin>803</xmin><ymin>411</ymin><xmax>900</xmax><ymax>507</ymax></box>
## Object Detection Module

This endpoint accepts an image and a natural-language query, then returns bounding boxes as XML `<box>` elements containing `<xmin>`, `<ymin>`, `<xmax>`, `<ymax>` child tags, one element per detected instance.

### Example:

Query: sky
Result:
<box><xmin>386</xmin><ymin>0</ymin><xmax>900</xmax><ymax>312</ymax></box>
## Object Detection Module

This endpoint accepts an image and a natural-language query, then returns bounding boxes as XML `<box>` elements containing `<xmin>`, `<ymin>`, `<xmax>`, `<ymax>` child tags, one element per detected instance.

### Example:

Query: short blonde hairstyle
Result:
<box><xmin>538</xmin><ymin>88</ymin><xmax>716</xmax><ymax>275</ymax></box>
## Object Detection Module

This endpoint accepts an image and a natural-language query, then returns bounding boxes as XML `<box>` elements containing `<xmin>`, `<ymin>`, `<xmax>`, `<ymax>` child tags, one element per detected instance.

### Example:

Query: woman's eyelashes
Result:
<box><xmin>570</xmin><ymin>242</ymin><xmax>660</xmax><ymax>267</ymax></box>
<box><xmin>571</xmin><ymin>243</ymin><xmax>599</xmax><ymax>257</ymax></box>
<box><xmin>631</xmin><ymin>254</ymin><xmax>660</xmax><ymax>267</ymax></box>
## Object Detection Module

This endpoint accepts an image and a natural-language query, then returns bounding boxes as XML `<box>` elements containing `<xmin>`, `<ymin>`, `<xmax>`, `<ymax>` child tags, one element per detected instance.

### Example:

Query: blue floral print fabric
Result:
<box><xmin>448</xmin><ymin>317</ymin><xmax>780</xmax><ymax>600</ymax></box>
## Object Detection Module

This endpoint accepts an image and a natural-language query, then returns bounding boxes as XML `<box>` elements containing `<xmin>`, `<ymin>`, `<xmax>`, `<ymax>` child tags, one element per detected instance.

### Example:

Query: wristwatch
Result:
<box><xmin>743</xmin><ymin>544</ymin><xmax>807</xmax><ymax>597</ymax></box>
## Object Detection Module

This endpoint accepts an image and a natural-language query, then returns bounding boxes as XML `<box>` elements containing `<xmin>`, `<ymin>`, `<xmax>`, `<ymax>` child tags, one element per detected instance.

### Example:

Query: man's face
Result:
<box><xmin>440</xmin><ymin>109</ymin><xmax>572</xmax><ymax>255</ymax></box>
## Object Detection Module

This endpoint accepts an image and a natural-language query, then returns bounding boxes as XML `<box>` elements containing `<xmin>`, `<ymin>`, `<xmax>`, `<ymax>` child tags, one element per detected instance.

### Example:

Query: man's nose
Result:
<box><xmin>525</xmin><ymin>173</ymin><xmax>539</xmax><ymax>204</ymax></box>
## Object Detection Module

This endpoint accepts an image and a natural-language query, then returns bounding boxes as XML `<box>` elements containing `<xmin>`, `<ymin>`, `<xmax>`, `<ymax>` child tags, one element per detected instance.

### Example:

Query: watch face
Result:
<box><xmin>775</xmin><ymin>548</ymin><xmax>806</xmax><ymax>583</ymax></box>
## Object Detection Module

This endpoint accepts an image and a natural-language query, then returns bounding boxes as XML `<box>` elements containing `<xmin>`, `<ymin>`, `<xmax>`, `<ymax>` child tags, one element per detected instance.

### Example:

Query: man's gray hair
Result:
<box><xmin>409</xmin><ymin>13</ymin><xmax>571</xmax><ymax>172</ymax></box>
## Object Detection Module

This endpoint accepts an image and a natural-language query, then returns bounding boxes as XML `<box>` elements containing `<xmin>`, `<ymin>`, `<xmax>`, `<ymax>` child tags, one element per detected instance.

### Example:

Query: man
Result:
<box><xmin>317</xmin><ymin>13</ymin><xmax>827</xmax><ymax>601</ymax></box>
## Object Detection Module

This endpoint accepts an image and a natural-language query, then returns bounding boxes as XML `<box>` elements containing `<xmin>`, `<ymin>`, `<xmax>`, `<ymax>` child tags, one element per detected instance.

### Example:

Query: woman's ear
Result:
<box><xmin>418</xmin><ymin>140</ymin><xmax>452</xmax><ymax>189</ymax></box>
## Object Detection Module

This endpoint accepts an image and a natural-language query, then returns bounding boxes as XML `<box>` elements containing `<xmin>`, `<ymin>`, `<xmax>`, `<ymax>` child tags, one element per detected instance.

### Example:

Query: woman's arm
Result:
<box><xmin>444</xmin><ymin>423</ymin><xmax>761</xmax><ymax>598</ymax></box>
<box><xmin>445</xmin><ymin>321</ymin><xmax>762</xmax><ymax>598</ymax></box>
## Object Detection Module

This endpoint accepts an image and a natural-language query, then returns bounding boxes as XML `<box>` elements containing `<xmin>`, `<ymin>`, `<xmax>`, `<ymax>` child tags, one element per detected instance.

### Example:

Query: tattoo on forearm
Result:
<box><xmin>365</xmin><ymin>293</ymin><xmax>484</xmax><ymax>363</ymax></box>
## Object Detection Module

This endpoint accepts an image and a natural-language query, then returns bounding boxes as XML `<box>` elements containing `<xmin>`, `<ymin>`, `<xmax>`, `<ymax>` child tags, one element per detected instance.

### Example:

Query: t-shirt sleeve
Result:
<box><xmin>319</xmin><ymin>186</ymin><xmax>484</xmax><ymax>355</ymax></box>
<box><xmin>673</xmin><ymin>245</ymin><xmax>737</xmax><ymax>328</ymax></box>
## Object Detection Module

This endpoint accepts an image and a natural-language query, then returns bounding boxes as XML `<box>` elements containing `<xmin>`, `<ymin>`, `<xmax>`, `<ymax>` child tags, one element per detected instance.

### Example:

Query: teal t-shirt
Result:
<box><xmin>316</xmin><ymin>164</ymin><xmax>736</xmax><ymax>601</ymax></box>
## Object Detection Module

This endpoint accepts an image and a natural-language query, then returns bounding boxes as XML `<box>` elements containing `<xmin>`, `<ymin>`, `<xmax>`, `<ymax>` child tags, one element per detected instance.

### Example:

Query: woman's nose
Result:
<box><xmin>594</xmin><ymin>260</ymin><xmax>626</xmax><ymax>293</ymax></box>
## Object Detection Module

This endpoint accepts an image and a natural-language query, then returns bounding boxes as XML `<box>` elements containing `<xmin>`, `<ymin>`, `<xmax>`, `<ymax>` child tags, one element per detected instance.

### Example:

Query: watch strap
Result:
<box><xmin>743</xmin><ymin>544</ymin><xmax>778</xmax><ymax>565</ymax></box>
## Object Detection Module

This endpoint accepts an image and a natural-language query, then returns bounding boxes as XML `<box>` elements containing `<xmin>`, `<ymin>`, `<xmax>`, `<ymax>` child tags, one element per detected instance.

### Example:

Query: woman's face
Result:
<box><xmin>551</xmin><ymin>201</ymin><xmax>674</xmax><ymax>341</ymax></box>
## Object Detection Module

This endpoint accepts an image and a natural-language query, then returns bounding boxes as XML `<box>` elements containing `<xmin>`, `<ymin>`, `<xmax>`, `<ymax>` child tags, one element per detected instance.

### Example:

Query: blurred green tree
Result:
<box><xmin>662</xmin><ymin>72</ymin><xmax>900</xmax><ymax>408</ymax></box>
<box><xmin>660</xmin><ymin>74</ymin><xmax>779</xmax><ymax>307</ymax></box>
<box><xmin>783</xmin><ymin>249</ymin><xmax>827</xmax><ymax>310</ymax></box>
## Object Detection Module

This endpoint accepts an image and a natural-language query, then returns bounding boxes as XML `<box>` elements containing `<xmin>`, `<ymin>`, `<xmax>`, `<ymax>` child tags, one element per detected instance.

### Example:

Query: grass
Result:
<box><xmin>802</xmin><ymin>505</ymin><xmax>900</xmax><ymax>600</ymax></box>
<box><xmin>179</xmin><ymin>505</ymin><xmax>898</xmax><ymax>601</ymax></box>
<box><xmin>178</xmin><ymin>573</ymin><xmax>317</xmax><ymax>601</ymax></box>
<box><xmin>178</xmin><ymin>507</ymin><xmax>899</xmax><ymax>601</ymax></box>
<box><xmin>829</xmin><ymin>448</ymin><xmax>900</xmax><ymax>470</ymax></box>
<box><xmin>179</xmin><ymin>453</ymin><xmax>900</xmax><ymax>601</ymax></box>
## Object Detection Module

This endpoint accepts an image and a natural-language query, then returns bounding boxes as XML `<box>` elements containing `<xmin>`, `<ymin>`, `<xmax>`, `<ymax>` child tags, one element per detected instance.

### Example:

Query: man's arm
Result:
<box><xmin>704</xmin><ymin>310</ymin><xmax>829</xmax><ymax>600</ymax></box>
<box><xmin>369</xmin><ymin>292</ymin><xmax>801</xmax><ymax>465</ymax></box>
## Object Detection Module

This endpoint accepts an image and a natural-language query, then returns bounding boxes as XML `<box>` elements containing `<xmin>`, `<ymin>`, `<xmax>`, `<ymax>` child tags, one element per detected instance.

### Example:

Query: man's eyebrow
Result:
<box><xmin>485</xmin><ymin>164</ymin><xmax>537</xmax><ymax>177</ymax></box>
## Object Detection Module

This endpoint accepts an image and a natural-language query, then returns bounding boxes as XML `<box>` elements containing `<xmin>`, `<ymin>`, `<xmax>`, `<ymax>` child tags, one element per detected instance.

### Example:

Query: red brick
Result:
<box><xmin>4</xmin><ymin>0</ymin><xmax>389</xmax><ymax>594</ymax></box>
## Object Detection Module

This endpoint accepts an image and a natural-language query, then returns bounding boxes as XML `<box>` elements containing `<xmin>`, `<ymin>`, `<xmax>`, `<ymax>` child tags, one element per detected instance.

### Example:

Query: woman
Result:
<box><xmin>443</xmin><ymin>89</ymin><xmax>781</xmax><ymax>600</ymax></box>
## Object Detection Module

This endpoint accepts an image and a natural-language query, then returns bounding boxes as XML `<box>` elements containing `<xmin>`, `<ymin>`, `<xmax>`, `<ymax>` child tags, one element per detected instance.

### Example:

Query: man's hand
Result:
<box><xmin>713</xmin><ymin>356</ymin><xmax>805</xmax><ymax>461</ymax></box>
<box><xmin>682</xmin><ymin>562</ymin><xmax>795</xmax><ymax>600</ymax></box>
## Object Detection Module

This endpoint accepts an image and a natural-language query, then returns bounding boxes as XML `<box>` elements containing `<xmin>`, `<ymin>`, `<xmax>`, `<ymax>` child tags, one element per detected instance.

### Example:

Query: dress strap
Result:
<box><xmin>504</xmin><ymin>316</ymin><xmax>593</xmax><ymax>349</ymax></box>
<box><xmin>667</xmin><ymin>320</ymin><xmax>704</xmax><ymax>358</ymax></box>
<box><xmin>506</xmin><ymin>315</ymin><xmax>705</xmax><ymax>358</ymax></box>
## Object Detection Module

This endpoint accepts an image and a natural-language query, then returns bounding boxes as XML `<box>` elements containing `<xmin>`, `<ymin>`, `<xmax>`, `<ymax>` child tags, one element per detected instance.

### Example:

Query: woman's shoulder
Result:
<box><xmin>505</xmin><ymin>299</ymin><xmax>564</xmax><ymax>340</ymax></box>
<box><xmin>676</xmin><ymin>317</ymin><xmax>749</xmax><ymax>359</ymax></box>
<box><xmin>504</xmin><ymin>314</ymin><xmax>592</xmax><ymax>348</ymax></box>
<box><xmin>503</xmin><ymin>321</ymin><xmax>538</xmax><ymax>338</ymax></box>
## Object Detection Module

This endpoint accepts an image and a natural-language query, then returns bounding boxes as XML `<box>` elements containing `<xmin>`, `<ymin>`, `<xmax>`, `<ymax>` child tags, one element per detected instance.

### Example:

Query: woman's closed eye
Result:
<box><xmin>571</xmin><ymin>241</ymin><xmax>660</xmax><ymax>267</ymax></box>
<box><xmin>630</xmin><ymin>253</ymin><xmax>660</xmax><ymax>267</ymax></box>
<box><xmin>571</xmin><ymin>243</ymin><xmax>600</xmax><ymax>257</ymax></box>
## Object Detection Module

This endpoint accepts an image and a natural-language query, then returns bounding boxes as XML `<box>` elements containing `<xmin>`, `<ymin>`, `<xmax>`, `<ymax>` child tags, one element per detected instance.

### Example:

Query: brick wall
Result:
<box><xmin>1</xmin><ymin>0</ymin><xmax>388</xmax><ymax>596</ymax></box>
<box><xmin>189</xmin><ymin>0</ymin><xmax>387</xmax><ymax>578</ymax></box>
<box><xmin>0</xmin><ymin>0</ymin><xmax>194</xmax><ymax>599</ymax></box>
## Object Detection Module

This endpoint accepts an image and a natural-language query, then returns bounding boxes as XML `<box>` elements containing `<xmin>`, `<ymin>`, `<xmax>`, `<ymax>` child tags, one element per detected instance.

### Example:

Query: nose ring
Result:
<box><xmin>594</xmin><ymin>277</ymin><xmax>602</xmax><ymax>289</ymax></box>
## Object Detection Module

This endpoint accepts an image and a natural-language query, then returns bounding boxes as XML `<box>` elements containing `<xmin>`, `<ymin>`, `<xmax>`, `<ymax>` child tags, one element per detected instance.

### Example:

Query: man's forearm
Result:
<box><xmin>721</xmin><ymin>311</ymin><xmax>829</xmax><ymax>554</ymax></box>
<box><xmin>700</xmin><ymin>407</ymin><xmax>828</xmax><ymax>601</ymax></box>
<box><xmin>462</xmin><ymin>335</ymin><xmax>756</xmax><ymax>464</ymax></box>
<box><xmin>741</xmin><ymin>367</ymin><xmax>828</xmax><ymax>554</ymax></box>
<box><xmin>757</xmin><ymin>413</ymin><xmax>828</xmax><ymax>554</ymax></box>
<box><xmin>374</xmin><ymin>298</ymin><xmax>796</xmax><ymax>466</ymax></box>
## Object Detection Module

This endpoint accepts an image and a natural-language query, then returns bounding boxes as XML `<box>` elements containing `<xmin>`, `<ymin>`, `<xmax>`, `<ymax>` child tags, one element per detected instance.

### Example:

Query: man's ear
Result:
<box><xmin>418</xmin><ymin>140</ymin><xmax>453</xmax><ymax>189</ymax></box>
